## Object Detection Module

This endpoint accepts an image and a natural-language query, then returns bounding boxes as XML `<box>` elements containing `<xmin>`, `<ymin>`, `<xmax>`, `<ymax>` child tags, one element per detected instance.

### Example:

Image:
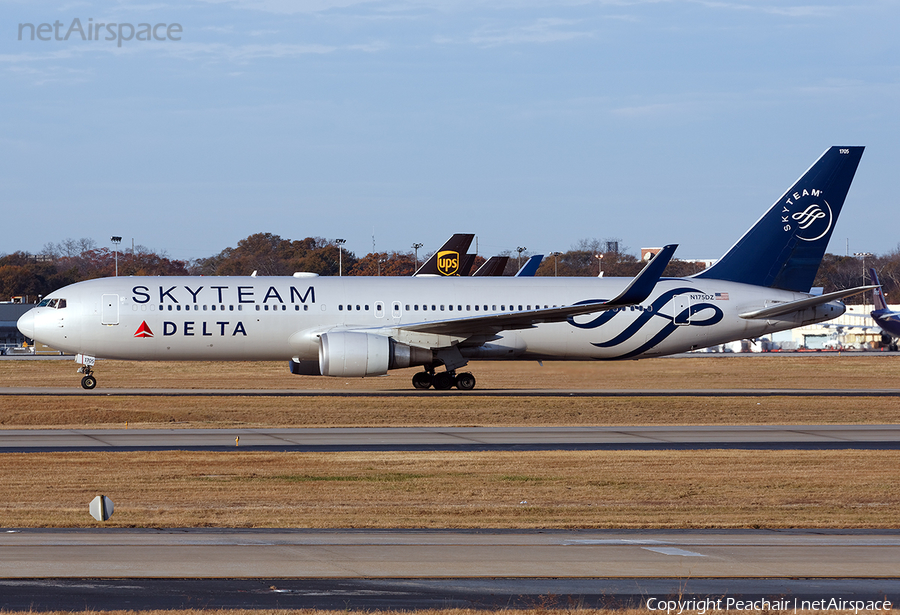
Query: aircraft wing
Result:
<box><xmin>394</xmin><ymin>244</ymin><xmax>676</xmax><ymax>338</ymax></box>
<box><xmin>738</xmin><ymin>285</ymin><xmax>877</xmax><ymax>320</ymax></box>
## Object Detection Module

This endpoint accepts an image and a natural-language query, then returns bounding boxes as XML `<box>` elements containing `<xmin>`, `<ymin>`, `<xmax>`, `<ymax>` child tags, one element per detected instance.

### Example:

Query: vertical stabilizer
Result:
<box><xmin>414</xmin><ymin>234</ymin><xmax>475</xmax><ymax>276</ymax></box>
<box><xmin>696</xmin><ymin>146</ymin><xmax>864</xmax><ymax>292</ymax></box>
<box><xmin>870</xmin><ymin>268</ymin><xmax>889</xmax><ymax>311</ymax></box>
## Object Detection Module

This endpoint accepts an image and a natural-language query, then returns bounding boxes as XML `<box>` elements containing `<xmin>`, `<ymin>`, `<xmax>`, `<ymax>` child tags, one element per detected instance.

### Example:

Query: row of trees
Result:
<box><xmin>2</xmin><ymin>232</ymin><xmax>899</xmax><ymax>304</ymax></box>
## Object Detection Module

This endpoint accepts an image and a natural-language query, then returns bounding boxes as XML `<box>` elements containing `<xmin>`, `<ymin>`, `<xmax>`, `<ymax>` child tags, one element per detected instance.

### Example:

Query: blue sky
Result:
<box><xmin>2</xmin><ymin>0</ymin><xmax>898</xmax><ymax>263</ymax></box>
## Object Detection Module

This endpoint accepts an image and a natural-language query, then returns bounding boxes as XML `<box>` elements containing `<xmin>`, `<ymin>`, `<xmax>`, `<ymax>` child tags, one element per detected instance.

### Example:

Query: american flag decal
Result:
<box><xmin>715</xmin><ymin>292</ymin><xmax>729</xmax><ymax>300</ymax></box>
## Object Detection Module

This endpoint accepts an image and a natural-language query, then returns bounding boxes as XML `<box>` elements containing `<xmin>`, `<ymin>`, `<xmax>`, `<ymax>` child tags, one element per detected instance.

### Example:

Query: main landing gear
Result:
<box><xmin>78</xmin><ymin>364</ymin><xmax>97</xmax><ymax>390</ymax></box>
<box><xmin>411</xmin><ymin>369</ymin><xmax>476</xmax><ymax>391</ymax></box>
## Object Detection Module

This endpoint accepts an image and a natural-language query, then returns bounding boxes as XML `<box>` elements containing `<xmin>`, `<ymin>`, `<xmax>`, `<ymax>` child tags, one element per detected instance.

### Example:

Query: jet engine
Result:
<box><xmin>318</xmin><ymin>331</ymin><xmax>432</xmax><ymax>377</ymax></box>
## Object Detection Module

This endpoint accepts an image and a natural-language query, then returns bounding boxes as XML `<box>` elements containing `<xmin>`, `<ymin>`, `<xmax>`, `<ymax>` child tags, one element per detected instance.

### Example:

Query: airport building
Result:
<box><xmin>0</xmin><ymin>301</ymin><xmax>34</xmax><ymax>354</ymax></box>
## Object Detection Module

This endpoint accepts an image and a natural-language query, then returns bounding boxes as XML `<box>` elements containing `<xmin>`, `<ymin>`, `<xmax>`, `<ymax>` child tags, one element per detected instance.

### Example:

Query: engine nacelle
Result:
<box><xmin>318</xmin><ymin>332</ymin><xmax>432</xmax><ymax>377</ymax></box>
<box><xmin>289</xmin><ymin>358</ymin><xmax>322</xmax><ymax>375</ymax></box>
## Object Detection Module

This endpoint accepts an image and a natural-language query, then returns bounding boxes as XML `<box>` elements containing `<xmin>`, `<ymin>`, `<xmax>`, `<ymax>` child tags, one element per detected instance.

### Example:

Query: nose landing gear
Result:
<box><xmin>77</xmin><ymin>356</ymin><xmax>97</xmax><ymax>390</ymax></box>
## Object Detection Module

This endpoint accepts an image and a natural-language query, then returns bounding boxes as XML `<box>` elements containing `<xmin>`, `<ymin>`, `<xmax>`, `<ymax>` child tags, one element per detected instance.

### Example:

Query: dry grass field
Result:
<box><xmin>0</xmin><ymin>611</ymin><xmax>872</xmax><ymax>615</ymax></box>
<box><xmin>4</xmin><ymin>354</ymin><xmax>899</xmax><ymax>390</ymax></box>
<box><xmin>0</xmin><ymin>611</ymin><xmax>858</xmax><ymax>615</ymax></box>
<box><xmin>2</xmin><ymin>449</ymin><xmax>897</xmax><ymax>528</ymax></box>
<box><xmin>3</xmin><ymin>356</ymin><xmax>898</xmax><ymax>531</ymax></box>
<box><xmin>2</xmin><ymin>356</ymin><xmax>900</xmax><ymax>428</ymax></box>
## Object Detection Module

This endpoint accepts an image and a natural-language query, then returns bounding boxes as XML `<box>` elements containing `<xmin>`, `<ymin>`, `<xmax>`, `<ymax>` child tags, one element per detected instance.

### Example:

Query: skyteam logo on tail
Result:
<box><xmin>437</xmin><ymin>251</ymin><xmax>460</xmax><ymax>276</ymax></box>
<box><xmin>782</xmin><ymin>188</ymin><xmax>832</xmax><ymax>242</ymax></box>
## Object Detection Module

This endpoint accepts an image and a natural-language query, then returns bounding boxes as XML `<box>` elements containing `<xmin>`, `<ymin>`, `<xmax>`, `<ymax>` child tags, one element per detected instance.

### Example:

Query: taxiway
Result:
<box><xmin>2</xmin><ymin>424</ymin><xmax>899</xmax><ymax>452</ymax></box>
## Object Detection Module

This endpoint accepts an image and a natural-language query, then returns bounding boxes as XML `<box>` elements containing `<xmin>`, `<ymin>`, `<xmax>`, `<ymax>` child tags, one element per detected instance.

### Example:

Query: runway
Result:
<box><xmin>2</xmin><ymin>577</ymin><xmax>896</xmax><ymax>611</ymax></box>
<box><xmin>3</xmin><ymin>386</ymin><xmax>900</xmax><ymax>397</ymax></box>
<box><xmin>1</xmin><ymin>529</ymin><xmax>897</xmax><ymax>609</ymax></box>
<box><xmin>2</xmin><ymin>425</ymin><xmax>899</xmax><ymax>452</ymax></box>
<box><xmin>3</xmin><ymin>528</ymin><xmax>899</xmax><ymax>577</ymax></box>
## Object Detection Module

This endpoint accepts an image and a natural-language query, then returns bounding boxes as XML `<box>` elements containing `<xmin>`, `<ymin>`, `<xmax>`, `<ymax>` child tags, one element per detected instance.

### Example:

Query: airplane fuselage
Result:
<box><xmin>22</xmin><ymin>274</ymin><xmax>845</xmax><ymax>365</ymax></box>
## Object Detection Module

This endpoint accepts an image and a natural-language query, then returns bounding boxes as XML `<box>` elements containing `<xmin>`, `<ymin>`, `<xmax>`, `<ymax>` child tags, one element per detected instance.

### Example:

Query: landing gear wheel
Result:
<box><xmin>81</xmin><ymin>375</ymin><xmax>97</xmax><ymax>390</ymax></box>
<box><xmin>455</xmin><ymin>372</ymin><xmax>476</xmax><ymax>390</ymax></box>
<box><xmin>432</xmin><ymin>372</ymin><xmax>455</xmax><ymax>390</ymax></box>
<box><xmin>412</xmin><ymin>372</ymin><xmax>433</xmax><ymax>389</ymax></box>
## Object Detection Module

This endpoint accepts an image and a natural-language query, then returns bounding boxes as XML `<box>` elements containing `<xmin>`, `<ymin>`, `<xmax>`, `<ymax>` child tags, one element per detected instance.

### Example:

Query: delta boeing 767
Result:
<box><xmin>18</xmin><ymin>146</ymin><xmax>873</xmax><ymax>390</ymax></box>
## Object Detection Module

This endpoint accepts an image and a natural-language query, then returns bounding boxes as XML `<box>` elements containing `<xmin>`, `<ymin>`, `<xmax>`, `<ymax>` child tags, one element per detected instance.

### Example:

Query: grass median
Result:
<box><xmin>2</xmin><ymin>449</ymin><xmax>898</xmax><ymax>528</ymax></box>
<box><xmin>3</xmin><ymin>356</ymin><xmax>900</xmax><ymax>428</ymax></box>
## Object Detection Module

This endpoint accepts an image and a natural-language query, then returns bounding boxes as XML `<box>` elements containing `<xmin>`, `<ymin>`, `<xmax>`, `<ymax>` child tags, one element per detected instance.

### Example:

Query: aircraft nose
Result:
<box><xmin>17</xmin><ymin>310</ymin><xmax>35</xmax><ymax>339</ymax></box>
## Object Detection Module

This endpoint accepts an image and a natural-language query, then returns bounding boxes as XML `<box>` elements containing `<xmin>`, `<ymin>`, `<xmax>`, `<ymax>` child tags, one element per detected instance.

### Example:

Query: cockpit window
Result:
<box><xmin>38</xmin><ymin>298</ymin><xmax>67</xmax><ymax>309</ymax></box>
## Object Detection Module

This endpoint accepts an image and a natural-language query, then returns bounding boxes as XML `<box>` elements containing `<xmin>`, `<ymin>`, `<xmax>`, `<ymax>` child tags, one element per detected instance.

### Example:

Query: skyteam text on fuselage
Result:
<box><xmin>18</xmin><ymin>147</ymin><xmax>873</xmax><ymax>390</ymax></box>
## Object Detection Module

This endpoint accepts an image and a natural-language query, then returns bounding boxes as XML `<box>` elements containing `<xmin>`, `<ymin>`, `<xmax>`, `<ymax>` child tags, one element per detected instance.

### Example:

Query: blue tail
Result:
<box><xmin>869</xmin><ymin>268</ymin><xmax>889</xmax><ymax>311</ymax></box>
<box><xmin>696</xmin><ymin>146</ymin><xmax>864</xmax><ymax>292</ymax></box>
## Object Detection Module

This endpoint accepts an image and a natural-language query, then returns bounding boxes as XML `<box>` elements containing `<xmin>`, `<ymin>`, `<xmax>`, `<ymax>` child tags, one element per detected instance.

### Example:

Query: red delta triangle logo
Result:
<box><xmin>134</xmin><ymin>321</ymin><xmax>154</xmax><ymax>338</ymax></box>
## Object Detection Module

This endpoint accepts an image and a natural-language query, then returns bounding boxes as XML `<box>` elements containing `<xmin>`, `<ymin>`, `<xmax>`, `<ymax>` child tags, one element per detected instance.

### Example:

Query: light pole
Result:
<box><xmin>854</xmin><ymin>252</ymin><xmax>873</xmax><ymax>285</ymax></box>
<box><xmin>550</xmin><ymin>251</ymin><xmax>562</xmax><ymax>277</ymax></box>
<box><xmin>516</xmin><ymin>246</ymin><xmax>527</xmax><ymax>271</ymax></box>
<box><xmin>335</xmin><ymin>239</ymin><xmax>346</xmax><ymax>276</ymax></box>
<box><xmin>595</xmin><ymin>253</ymin><xmax>603</xmax><ymax>277</ymax></box>
<box><xmin>111</xmin><ymin>236</ymin><xmax>122</xmax><ymax>276</ymax></box>
<box><xmin>412</xmin><ymin>242</ymin><xmax>423</xmax><ymax>272</ymax></box>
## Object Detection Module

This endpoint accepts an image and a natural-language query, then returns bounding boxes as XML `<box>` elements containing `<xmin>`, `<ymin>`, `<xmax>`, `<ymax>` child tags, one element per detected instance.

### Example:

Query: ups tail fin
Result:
<box><xmin>414</xmin><ymin>234</ymin><xmax>475</xmax><ymax>276</ymax></box>
<box><xmin>870</xmin><ymin>268</ymin><xmax>889</xmax><ymax>311</ymax></box>
<box><xmin>696</xmin><ymin>146</ymin><xmax>864</xmax><ymax>292</ymax></box>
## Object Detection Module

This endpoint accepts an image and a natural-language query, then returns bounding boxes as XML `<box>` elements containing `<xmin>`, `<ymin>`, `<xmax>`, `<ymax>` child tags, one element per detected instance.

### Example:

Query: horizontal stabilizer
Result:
<box><xmin>739</xmin><ymin>285</ymin><xmax>877</xmax><ymax>320</ymax></box>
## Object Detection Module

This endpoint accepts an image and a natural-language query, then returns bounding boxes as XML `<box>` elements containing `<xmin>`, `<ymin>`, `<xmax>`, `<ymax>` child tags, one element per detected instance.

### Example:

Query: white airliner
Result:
<box><xmin>18</xmin><ymin>146</ymin><xmax>873</xmax><ymax>390</ymax></box>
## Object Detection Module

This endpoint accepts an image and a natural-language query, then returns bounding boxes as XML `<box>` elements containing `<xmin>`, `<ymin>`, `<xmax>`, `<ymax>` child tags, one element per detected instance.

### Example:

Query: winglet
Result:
<box><xmin>605</xmin><ymin>244</ymin><xmax>677</xmax><ymax>308</ymax></box>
